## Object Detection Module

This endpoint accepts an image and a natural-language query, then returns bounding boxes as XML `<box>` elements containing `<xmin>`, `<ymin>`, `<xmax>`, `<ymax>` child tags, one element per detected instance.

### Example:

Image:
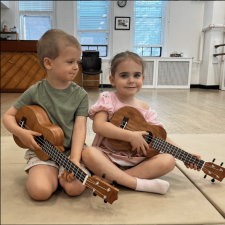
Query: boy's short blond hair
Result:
<box><xmin>37</xmin><ymin>29</ymin><xmax>81</xmax><ymax>69</ymax></box>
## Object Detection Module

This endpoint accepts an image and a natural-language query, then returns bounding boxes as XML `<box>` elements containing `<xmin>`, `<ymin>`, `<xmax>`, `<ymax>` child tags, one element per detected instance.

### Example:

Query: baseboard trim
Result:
<box><xmin>190</xmin><ymin>84</ymin><xmax>219</xmax><ymax>90</ymax></box>
<box><xmin>99</xmin><ymin>84</ymin><xmax>220</xmax><ymax>89</ymax></box>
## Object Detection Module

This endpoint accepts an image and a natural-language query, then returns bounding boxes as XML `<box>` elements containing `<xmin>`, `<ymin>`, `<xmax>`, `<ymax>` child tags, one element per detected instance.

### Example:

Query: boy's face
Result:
<box><xmin>47</xmin><ymin>46</ymin><xmax>81</xmax><ymax>83</ymax></box>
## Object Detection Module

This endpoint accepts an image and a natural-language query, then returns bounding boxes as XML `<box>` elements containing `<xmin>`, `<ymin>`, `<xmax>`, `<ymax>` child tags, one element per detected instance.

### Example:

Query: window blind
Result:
<box><xmin>134</xmin><ymin>1</ymin><xmax>166</xmax><ymax>46</ymax></box>
<box><xmin>19</xmin><ymin>1</ymin><xmax>53</xmax><ymax>12</ymax></box>
<box><xmin>77</xmin><ymin>1</ymin><xmax>110</xmax><ymax>31</ymax></box>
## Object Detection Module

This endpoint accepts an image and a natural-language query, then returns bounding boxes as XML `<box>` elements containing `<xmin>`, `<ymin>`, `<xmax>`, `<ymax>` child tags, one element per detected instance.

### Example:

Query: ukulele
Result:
<box><xmin>108</xmin><ymin>106</ymin><xmax>225</xmax><ymax>182</ymax></box>
<box><xmin>13</xmin><ymin>105</ymin><xmax>119</xmax><ymax>204</ymax></box>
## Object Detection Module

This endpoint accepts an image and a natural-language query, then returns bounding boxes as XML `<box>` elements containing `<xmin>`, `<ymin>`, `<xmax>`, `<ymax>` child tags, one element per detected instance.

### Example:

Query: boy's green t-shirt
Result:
<box><xmin>13</xmin><ymin>79</ymin><xmax>89</xmax><ymax>150</ymax></box>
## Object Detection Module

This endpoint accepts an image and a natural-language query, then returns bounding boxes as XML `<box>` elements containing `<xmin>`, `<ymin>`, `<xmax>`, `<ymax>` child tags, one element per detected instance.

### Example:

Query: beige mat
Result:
<box><xmin>1</xmin><ymin>136</ymin><xmax>225</xmax><ymax>224</ymax></box>
<box><xmin>169</xmin><ymin>134</ymin><xmax>225</xmax><ymax>219</ymax></box>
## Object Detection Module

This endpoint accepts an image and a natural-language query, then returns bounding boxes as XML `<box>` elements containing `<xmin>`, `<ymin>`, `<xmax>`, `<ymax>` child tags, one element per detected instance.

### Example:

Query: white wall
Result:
<box><xmin>1</xmin><ymin>1</ymin><xmax>17</xmax><ymax>31</ymax></box>
<box><xmin>55</xmin><ymin>1</ymin><xmax>75</xmax><ymax>36</ymax></box>
<box><xmin>200</xmin><ymin>1</ymin><xmax>225</xmax><ymax>86</ymax></box>
<box><xmin>2</xmin><ymin>1</ymin><xmax>223</xmax><ymax>86</ymax></box>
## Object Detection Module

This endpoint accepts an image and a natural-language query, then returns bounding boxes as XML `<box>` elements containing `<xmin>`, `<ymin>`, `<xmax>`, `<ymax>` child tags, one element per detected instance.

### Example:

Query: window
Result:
<box><xmin>133</xmin><ymin>1</ymin><xmax>166</xmax><ymax>57</ymax></box>
<box><xmin>19</xmin><ymin>1</ymin><xmax>53</xmax><ymax>40</ymax></box>
<box><xmin>77</xmin><ymin>1</ymin><xmax>110</xmax><ymax>57</ymax></box>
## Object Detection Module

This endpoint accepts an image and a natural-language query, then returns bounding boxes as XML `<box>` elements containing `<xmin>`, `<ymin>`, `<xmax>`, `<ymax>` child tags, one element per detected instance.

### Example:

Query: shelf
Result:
<box><xmin>0</xmin><ymin>32</ymin><xmax>19</xmax><ymax>40</ymax></box>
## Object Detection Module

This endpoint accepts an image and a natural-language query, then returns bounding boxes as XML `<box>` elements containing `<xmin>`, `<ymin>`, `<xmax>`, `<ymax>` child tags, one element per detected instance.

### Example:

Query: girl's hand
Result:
<box><xmin>184</xmin><ymin>153</ymin><xmax>201</xmax><ymax>171</ymax></box>
<box><xmin>60</xmin><ymin>158</ymin><xmax>81</xmax><ymax>183</ymax></box>
<box><xmin>129</xmin><ymin>131</ymin><xmax>149</xmax><ymax>156</ymax></box>
<box><xmin>17</xmin><ymin>129</ymin><xmax>42</xmax><ymax>151</ymax></box>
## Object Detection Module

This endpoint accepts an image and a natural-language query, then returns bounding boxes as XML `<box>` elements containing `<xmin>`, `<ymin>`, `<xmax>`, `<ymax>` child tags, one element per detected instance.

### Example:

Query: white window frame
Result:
<box><xmin>131</xmin><ymin>1</ymin><xmax>169</xmax><ymax>57</ymax></box>
<box><xmin>17</xmin><ymin>1</ymin><xmax>56</xmax><ymax>40</ymax></box>
<box><xmin>75</xmin><ymin>1</ymin><xmax>112</xmax><ymax>58</ymax></box>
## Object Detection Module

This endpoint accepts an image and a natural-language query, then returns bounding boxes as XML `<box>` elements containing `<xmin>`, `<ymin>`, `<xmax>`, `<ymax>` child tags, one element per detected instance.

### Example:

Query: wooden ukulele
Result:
<box><xmin>108</xmin><ymin>106</ymin><xmax>225</xmax><ymax>182</ymax></box>
<box><xmin>13</xmin><ymin>105</ymin><xmax>119</xmax><ymax>204</ymax></box>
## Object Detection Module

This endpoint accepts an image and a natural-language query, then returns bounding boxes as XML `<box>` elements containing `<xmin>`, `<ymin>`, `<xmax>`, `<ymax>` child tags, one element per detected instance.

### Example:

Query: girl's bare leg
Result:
<box><xmin>82</xmin><ymin>147</ymin><xmax>174</xmax><ymax>194</ymax></box>
<box><xmin>26</xmin><ymin>165</ymin><xmax>58</xmax><ymax>201</ymax></box>
<box><xmin>82</xmin><ymin>146</ymin><xmax>137</xmax><ymax>189</ymax></box>
<box><xmin>124</xmin><ymin>153</ymin><xmax>176</xmax><ymax>179</ymax></box>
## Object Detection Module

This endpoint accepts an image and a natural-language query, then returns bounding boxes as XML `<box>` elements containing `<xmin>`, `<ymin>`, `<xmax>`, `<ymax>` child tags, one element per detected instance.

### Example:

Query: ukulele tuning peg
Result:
<box><xmin>102</xmin><ymin>173</ymin><xmax>106</xmax><ymax>179</ymax></box>
<box><xmin>204</xmin><ymin>175</ymin><xmax>207</xmax><ymax>179</ymax></box>
<box><xmin>211</xmin><ymin>178</ymin><xmax>215</xmax><ymax>183</ymax></box>
<box><xmin>104</xmin><ymin>200</ymin><xmax>107</xmax><ymax>203</ymax></box>
<box><xmin>212</xmin><ymin>158</ymin><xmax>216</xmax><ymax>162</ymax></box>
<box><xmin>93</xmin><ymin>192</ymin><xmax>97</xmax><ymax>197</ymax></box>
<box><xmin>220</xmin><ymin>162</ymin><xmax>224</xmax><ymax>166</ymax></box>
<box><xmin>112</xmin><ymin>180</ymin><xmax>118</xmax><ymax>186</ymax></box>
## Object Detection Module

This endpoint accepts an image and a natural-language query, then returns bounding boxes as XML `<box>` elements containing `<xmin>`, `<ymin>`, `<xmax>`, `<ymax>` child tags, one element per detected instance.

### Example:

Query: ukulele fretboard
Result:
<box><xmin>151</xmin><ymin>137</ymin><xmax>205</xmax><ymax>170</ymax></box>
<box><xmin>42</xmin><ymin>140</ymin><xmax>88</xmax><ymax>184</ymax></box>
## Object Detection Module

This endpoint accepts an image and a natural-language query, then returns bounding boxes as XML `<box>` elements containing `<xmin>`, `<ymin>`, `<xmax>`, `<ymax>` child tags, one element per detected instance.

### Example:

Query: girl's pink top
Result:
<box><xmin>89</xmin><ymin>92</ymin><xmax>165</xmax><ymax>166</ymax></box>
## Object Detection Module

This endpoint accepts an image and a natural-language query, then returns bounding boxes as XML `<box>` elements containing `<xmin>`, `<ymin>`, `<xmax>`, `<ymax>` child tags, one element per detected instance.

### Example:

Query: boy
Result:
<box><xmin>2</xmin><ymin>29</ymin><xmax>90</xmax><ymax>201</ymax></box>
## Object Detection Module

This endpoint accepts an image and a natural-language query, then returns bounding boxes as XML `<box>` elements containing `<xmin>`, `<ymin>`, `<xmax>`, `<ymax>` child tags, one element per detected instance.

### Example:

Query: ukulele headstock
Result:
<box><xmin>202</xmin><ymin>162</ymin><xmax>225</xmax><ymax>182</ymax></box>
<box><xmin>85</xmin><ymin>176</ymin><xmax>119</xmax><ymax>204</ymax></box>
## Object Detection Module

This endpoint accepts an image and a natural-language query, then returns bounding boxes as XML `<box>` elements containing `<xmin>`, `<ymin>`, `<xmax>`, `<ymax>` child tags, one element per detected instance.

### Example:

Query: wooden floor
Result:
<box><xmin>1</xmin><ymin>88</ymin><xmax>225</xmax><ymax>136</ymax></box>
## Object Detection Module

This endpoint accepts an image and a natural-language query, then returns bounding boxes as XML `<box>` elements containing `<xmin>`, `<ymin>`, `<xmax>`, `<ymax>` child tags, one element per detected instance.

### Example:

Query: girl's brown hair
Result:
<box><xmin>109</xmin><ymin>51</ymin><xmax>146</xmax><ymax>76</ymax></box>
<box><xmin>37</xmin><ymin>29</ymin><xmax>81</xmax><ymax>69</ymax></box>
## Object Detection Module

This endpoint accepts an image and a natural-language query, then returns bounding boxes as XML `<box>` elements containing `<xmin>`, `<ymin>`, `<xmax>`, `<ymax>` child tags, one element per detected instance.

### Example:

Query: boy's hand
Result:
<box><xmin>60</xmin><ymin>158</ymin><xmax>81</xmax><ymax>183</ymax></box>
<box><xmin>129</xmin><ymin>131</ymin><xmax>149</xmax><ymax>156</ymax></box>
<box><xmin>184</xmin><ymin>153</ymin><xmax>201</xmax><ymax>171</ymax></box>
<box><xmin>17</xmin><ymin>129</ymin><xmax>42</xmax><ymax>151</ymax></box>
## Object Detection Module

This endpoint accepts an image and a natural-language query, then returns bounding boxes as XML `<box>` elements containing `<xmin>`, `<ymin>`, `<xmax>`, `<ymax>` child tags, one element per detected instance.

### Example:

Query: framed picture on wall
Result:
<box><xmin>115</xmin><ymin>17</ymin><xmax>130</xmax><ymax>30</ymax></box>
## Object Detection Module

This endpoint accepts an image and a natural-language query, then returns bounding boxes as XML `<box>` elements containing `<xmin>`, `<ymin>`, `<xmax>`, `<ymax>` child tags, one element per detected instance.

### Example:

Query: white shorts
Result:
<box><xmin>24</xmin><ymin>148</ymin><xmax>91</xmax><ymax>178</ymax></box>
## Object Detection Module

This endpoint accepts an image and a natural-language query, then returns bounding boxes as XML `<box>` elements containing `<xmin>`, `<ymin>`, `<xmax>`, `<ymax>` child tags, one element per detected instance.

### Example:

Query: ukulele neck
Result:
<box><xmin>151</xmin><ymin>137</ymin><xmax>205</xmax><ymax>170</ymax></box>
<box><xmin>42</xmin><ymin>140</ymin><xmax>88</xmax><ymax>184</ymax></box>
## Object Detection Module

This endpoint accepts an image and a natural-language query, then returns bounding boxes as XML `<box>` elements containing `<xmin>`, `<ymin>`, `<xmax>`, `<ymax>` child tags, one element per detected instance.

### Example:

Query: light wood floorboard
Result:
<box><xmin>1</xmin><ymin>88</ymin><xmax>225</xmax><ymax>136</ymax></box>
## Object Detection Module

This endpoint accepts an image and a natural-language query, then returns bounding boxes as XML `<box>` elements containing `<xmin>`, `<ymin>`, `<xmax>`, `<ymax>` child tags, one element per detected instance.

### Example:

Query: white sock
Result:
<box><xmin>135</xmin><ymin>178</ymin><xmax>169</xmax><ymax>195</ymax></box>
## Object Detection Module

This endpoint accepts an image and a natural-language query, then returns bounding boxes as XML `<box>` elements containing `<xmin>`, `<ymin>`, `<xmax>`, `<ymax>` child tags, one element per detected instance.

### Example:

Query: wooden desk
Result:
<box><xmin>0</xmin><ymin>40</ymin><xmax>99</xmax><ymax>92</ymax></box>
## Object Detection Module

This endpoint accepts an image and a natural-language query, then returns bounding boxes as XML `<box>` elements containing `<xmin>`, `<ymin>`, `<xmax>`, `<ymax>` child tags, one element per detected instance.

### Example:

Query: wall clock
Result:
<box><xmin>117</xmin><ymin>0</ymin><xmax>127</xmax><ymax>8</ymax></box>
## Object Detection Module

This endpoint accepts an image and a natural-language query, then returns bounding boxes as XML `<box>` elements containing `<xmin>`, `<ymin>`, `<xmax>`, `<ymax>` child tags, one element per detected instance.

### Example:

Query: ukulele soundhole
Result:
<box><xmin>145</xmin><ymin>131</ymin><xmax>153</xmax><ymax>144</ymax></box>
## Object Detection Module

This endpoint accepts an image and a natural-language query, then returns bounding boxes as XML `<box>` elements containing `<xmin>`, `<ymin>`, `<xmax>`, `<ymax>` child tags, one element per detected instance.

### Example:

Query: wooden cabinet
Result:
<box><xmin>0</xmin><ymin>40</ymin><xmax>99</xmax><ymax>92</ymax></box>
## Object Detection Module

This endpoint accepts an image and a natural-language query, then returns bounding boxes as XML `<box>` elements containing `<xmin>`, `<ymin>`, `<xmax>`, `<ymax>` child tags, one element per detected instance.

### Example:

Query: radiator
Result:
<box><xmin>143</xmin><ymin>58</ymin><xmax>192</xmax><ymax>89</ymax></box>
<box><xmin>142</xmin><ymin>60</ymin><xmax>155</xmax><ymax>88</ymax></box>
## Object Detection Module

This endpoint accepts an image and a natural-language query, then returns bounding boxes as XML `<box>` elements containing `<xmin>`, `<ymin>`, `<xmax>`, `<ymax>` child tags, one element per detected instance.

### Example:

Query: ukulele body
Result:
<box><xmin>13</xmin><ymin>105</ymin><xmax>65</xmax><ymax>161</ymax></box>
<box><xmin>108</xmin><ymin>106</ymin><xmax>167</xmax><ymax>158</ymax></box>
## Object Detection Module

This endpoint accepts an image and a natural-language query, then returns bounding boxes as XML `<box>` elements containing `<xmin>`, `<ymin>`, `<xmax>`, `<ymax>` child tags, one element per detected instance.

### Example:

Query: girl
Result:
<box><xmin>82</xmin><ymin>51</ymin><xmax>201</xmax><ymax>195</ymax></box>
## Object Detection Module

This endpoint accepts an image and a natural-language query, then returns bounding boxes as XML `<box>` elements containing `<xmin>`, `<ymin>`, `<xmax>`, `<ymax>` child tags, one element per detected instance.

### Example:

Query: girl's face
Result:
<box><xmin>109</xmin><ymin>59</ymin><xmax>145</xmax><ymax>96</ymax></box>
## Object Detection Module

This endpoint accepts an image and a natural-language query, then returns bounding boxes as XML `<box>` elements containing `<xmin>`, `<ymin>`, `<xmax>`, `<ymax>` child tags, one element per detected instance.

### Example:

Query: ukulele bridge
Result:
<box><xmin>19</xmin><ymin>116</ymin><xmax>27</xmax><ymax>129</ymax></box>
<box><xmin>120</xmin><ymin>117</ymin><xmax>129</xmax><ymax>129</ymax></box>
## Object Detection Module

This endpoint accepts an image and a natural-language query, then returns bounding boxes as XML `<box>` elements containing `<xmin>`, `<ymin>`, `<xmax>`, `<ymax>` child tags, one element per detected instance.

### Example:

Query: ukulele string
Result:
<box><xmin>121</xmin><ymin>122</ymin><xmax>207</xmax><ymax>168</ymax></box>
<box><xmin>123</xmin><ymin>125</ymin><xmax>151</xmax><ymax>142</ymax></box>
<box><xmin>120</xmin><ymin>121</ymin><xmax>152</xmax><ymax>142</ymax></box>
<box><xmin>85</xmin><ymin>181</ymin><xmax>106</xmax><ymax>197</ymax></box>
<box><xmin>202</xmin><ymin>168</ymin><xmax>219</xmax><ymax>177</ymax></box>
<box><xmin>204</xmin><ymin>163</ymin><xmax>223</xmax><ymax>171</ymax></box>
<box><xmin>18</xmin><ymin>122</ymin><xmax>86</xmax><ymax>179</ymax></box>
<box><xmin>115</xmin><ymin>121</ymin><xmax>224</xmax><ymax>173</ymax></box>
<box><xmin>18</xmin><ymin>122</ymin><xmax>110</xmax><ymax>192</ymax></box>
